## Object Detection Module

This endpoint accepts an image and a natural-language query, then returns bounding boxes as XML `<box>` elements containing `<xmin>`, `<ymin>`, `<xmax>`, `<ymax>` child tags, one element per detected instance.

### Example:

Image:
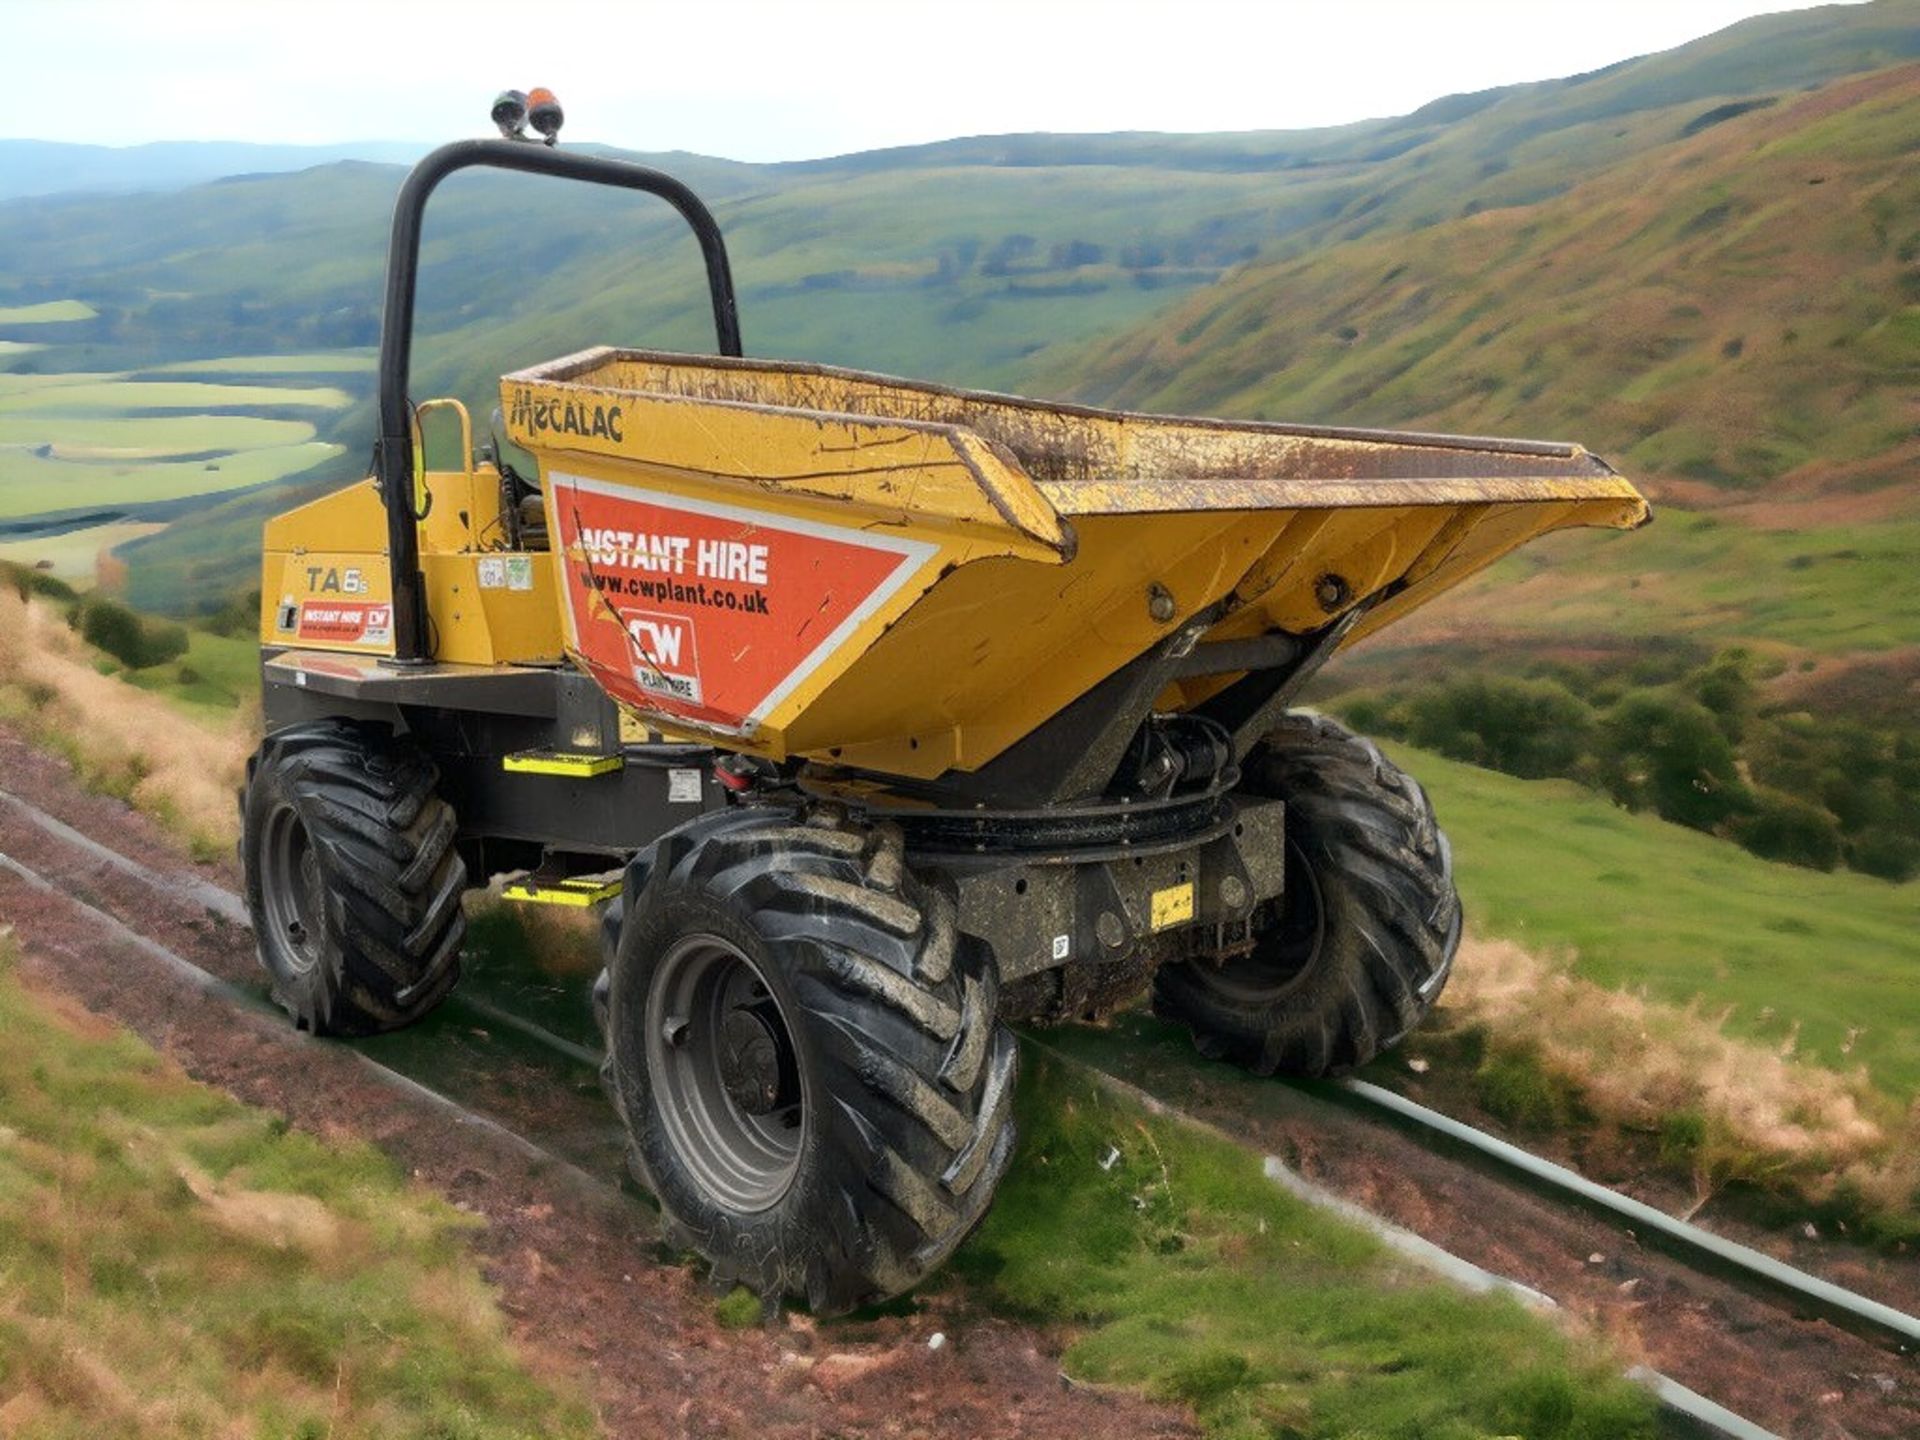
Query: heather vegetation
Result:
<box><xmin>1072</xmin><ymin>62</ymin><xmax>1920</xmax><ymax>507</ymax></box>
<box><xmin>72</xmin><ymin>594</ymin><xmax>190</xmax><ymax>672</ymax></box>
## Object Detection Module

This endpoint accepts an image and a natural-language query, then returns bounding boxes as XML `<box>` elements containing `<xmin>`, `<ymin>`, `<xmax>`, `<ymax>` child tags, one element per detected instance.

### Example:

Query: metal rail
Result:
<box><xmin>0</xmin><ymin>848</ymin><xmax>606</xmax><ymax>1196</ymax></box>
<box><xmin>1021</xmin><ymin>1036</ymin><xmax>1784</xmax><ymax>1440</ymax></box>
<box><xmin>1</xmin><ymin>782</ymin><xmax>1905</xmax><ymax>1439</ymax></box>
<box><xmin>1325</xmin><ymin>1076</ymin><xmax>1920</xmax><ymax>1353</ymax></box>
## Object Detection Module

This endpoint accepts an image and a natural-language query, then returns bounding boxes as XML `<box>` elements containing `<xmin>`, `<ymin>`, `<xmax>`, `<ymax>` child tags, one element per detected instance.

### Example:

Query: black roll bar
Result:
<box><xmin>374</xmin><ymin>139</ymin><xmax>743</xmax><ymax>664</ymax></box>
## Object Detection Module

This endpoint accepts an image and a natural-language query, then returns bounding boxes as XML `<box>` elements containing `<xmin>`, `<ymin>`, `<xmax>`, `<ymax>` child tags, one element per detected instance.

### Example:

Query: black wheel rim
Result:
<box><xmin>646</xmin><ymin>934</ymin><xmax>805</xmax><ymax>1213</ymax></box>
<box><xmin>259</xmin><ymin>803</ymin><xmax>326</xmax><ymax>976</ymax></box>
<box><xmin>1201</xmin><ymin>835</ymin><xmax>1326</xmax><ymax>1004</ymax></box>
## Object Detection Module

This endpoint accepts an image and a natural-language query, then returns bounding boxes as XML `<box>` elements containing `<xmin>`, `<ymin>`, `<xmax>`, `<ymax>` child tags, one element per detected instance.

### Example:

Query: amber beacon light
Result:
<box><xmin>527</xmin><ymin>88</ymin><xmax>564</xmax><ymax>145</ymax></box>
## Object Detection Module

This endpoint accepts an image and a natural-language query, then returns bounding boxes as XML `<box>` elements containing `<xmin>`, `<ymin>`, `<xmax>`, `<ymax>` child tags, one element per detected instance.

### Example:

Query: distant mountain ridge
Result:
<box><xmin>0</xmin><ymin>139</ymin><xmax>432</xmax><ymax>201</ymax></box>
<box><xmin>6</xmin><ymin>0</ymin><xmax>1916</xmax><ymax>202</ymax></box>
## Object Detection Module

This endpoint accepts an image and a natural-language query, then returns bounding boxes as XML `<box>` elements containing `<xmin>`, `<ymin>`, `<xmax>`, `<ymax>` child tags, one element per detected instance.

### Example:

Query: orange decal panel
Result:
<box><xmin>548</xmin><ymin>472</ymin><xmax>934</xmax><ymax>735</ymax></box>
<box><xmin>295</xmin><ymin>600</ymin><xmax>392</xmax><ymax>647</ymax></box>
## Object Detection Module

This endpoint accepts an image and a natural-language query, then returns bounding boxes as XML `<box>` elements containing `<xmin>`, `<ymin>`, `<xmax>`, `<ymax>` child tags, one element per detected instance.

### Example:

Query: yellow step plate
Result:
<box><xmin>502</xmin><ymin>875</ymin><xmax>623</xmax><ymax>908</ymax></box>
<box><xmin>502</xmin><ymin>749</ymin><xmax>624</xmax><ymax>777</ymax></box>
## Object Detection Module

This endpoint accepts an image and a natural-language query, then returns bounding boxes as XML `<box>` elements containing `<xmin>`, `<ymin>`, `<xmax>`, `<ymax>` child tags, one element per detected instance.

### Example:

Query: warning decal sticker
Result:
<box><xmin>547</xmin><ymin>471</ymin><xmax>937</xmax><ymax>735</ymax></box>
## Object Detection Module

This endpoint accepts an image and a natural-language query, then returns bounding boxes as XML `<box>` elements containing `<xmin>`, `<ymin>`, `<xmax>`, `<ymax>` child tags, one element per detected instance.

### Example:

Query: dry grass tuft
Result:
<box><xmin>1448</xmin><ymin>936</ymin><xmax>1883</xmax><ymax>1158</ymax></box>
<box><xmin>176</xmin><ymin>1158</ymin><xmax>347</xmax><ymax>1256</ymax></box>
<box><xmin>1439</xmin><ymin>935</ymin><xmax>1918</xmax><ymax>1225</ymax></box>
<box><xmin>0</xmin><ymin>589</ymin><xmax>252</xmax><ymax>854</ymax></box>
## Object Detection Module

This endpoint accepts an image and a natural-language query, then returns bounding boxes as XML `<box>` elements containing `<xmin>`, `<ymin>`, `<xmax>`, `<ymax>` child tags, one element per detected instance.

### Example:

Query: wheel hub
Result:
<box><xmin>719</xmin><ymin>1007</ymin><xmax>784</xmax><ymax>1115</ymax></box>
<box><xmin>645</xmin><ymin>935</ymin><xmax>807</xmax><ymax>1213</ymax></box>
<box><xmin>260</xmin><ymin>804</ymin><xmax>326</xmax><ymax>976</ymax></box>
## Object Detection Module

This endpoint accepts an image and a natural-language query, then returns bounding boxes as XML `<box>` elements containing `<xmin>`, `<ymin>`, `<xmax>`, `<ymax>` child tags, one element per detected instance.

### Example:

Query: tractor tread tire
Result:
<box><xmin>1154</xmin><ymin>711</ymin><xmax>1459</xmax><ymax>1077</ymax></box>
<box><xmin>601</xmin><ymin>807</ymin><xmax>1017</xmax><ymax>1315</ymax></box>
<box><xmin>242</xmin><ymin>721</ymin><xmax>465</xmax><ymax>1036</ymax></box>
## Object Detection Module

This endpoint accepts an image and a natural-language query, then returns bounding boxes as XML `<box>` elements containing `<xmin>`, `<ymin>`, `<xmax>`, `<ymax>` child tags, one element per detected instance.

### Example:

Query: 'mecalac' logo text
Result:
<box><xmin>508</xmin><ymin>388</ymin><xmax>624</xmax><ymax>442</ymax></box>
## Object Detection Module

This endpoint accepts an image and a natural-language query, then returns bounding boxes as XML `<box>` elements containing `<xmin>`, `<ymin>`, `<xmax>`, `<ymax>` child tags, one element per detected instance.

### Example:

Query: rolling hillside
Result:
<box><xmin>1059</xmin><ymin>54</ymin><xmax>1920</xmax><ymax>679</ymax></box>
<box><xmin>1092</xmin><ymin>87</ymin><xmax>1913</xmax><ymax>757</ymax></box>
<box><xmin>0</xmin><ymin>0</ymin><xmax>1913</xmax><ymax>623</ymax></box>
<box><xmin>1065</xmin><ymin>63</ymin><xmax>1920</xmax><ymax>517</ymax></box>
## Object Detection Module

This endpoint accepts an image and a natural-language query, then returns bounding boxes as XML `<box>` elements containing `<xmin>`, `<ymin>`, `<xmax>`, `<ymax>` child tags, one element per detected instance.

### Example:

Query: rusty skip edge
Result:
<box><xmin>509</xmin><ymin>345</ymin><xmax>1592</xmax><ymax>461</ymax></box>
<box><xmin>503</xmin><ymin>347</ymin><xmax>1648</xmax><ymax>528</ymax></box>
<box><xmin>1039</xmin><ymin>472</ymin><xmax>1649</xmax><ymax>522</ymax></box>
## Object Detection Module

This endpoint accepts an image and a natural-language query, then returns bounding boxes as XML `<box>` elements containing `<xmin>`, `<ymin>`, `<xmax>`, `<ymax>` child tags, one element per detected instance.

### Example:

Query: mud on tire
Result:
<box><xmin>601</xmin><ymin>808</ymin><xmax>1018</xmax><ymax>1315</ymax></box>
<box><xmin>1154</xmin><ymin>711</ymin><xmax>1460</xmax><ymax>1077</ymax></box>
<box><xmin>241</xmin><ymin>721</ymin><xmax>465</xmax><ymax>1035</ymax></box>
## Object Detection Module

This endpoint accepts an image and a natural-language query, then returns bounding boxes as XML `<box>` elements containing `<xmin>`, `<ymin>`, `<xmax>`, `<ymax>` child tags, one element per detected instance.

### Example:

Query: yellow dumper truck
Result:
<box><xmin>242</xmin><ymin>109</ymin><xmax>1647</xmax><ymax>1312</ymax></box>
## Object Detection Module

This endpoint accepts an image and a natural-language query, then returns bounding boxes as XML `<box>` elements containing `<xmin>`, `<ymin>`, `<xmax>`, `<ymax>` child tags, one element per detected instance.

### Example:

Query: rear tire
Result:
<box><xmin>1154</xmin><ymin>712</ymin><xmax>1459</xmax><ymax>1076</ymax></box>
<box><xmin>601</xmin><ymin>809</ymin><xmax>1017</xmax><ymax>1315</ymax></box>
<box><xmin>241</xmin><ymin>722</ymin><xmax>465</xmax><ymax>1036</ymax></box>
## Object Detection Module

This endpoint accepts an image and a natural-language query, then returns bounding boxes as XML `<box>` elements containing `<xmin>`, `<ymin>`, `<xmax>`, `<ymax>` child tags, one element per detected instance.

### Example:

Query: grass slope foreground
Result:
<box><xmin>959</xmin><ymin>1050</ymin><xmax>1657</xmax><ymax>1439</ymax></box>
<box><xmin>0</xmin><ymin>941</ymin><xmax>593</xmax><ymax>1439</ymax></box>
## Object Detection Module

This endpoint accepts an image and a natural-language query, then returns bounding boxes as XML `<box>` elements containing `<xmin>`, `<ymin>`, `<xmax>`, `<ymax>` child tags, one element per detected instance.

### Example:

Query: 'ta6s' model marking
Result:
<box><xmin>304</xmin><ymin>566</ymin><xmax>369</xmax><ymax>595</ymax></box>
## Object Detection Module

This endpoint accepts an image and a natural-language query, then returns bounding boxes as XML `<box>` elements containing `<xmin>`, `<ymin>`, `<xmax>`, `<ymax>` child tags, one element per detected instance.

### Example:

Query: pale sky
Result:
<box><xmin>8</xmin><ymin>0</ymin><xmax>1852</xmax><ymax>161</ymax></box>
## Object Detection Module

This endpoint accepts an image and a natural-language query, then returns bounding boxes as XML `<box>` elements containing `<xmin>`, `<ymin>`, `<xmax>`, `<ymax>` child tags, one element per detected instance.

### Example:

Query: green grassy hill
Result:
<box><xmin>1397</xmin><ymin>744</ymin><xmax>1920</xmax><ymax>1099</ymax></box>
<box><xmin>1062</xmin><ymin>62</ymin><xmax>1920</xmax><ymax>512</ymax></box>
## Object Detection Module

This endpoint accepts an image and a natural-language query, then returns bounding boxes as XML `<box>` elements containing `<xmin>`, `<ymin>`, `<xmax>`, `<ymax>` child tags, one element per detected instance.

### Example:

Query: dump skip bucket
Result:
<box><xmin>504</xmin><ymin>348</ymin><xmax>1646</xmax><ymax>779</ymax></box>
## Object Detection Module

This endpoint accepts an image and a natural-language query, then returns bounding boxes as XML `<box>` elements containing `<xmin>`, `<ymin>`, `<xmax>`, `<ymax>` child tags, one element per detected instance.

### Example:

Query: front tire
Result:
<box><xmin>601</xmin><ymin>809</ymin><xmax>1017</xmax><ymax>1315</ymax></box>
<box><xmin>241</xmin><ymin>721</ymin><xmax>465</xmax><ymax>1035</ymax></box>
<box><xmin>1154</xmin><ymin>712</ymin><xmax>1459</xmax><ymax>1076</ymax></box>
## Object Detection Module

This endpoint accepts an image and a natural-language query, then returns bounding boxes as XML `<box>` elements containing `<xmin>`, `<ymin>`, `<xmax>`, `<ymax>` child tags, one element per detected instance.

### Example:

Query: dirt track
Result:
<box><xmin>2</xmin><ymin>721</ymin><xmax>1917</xmax><ymax>1438</ymax></box>
<box><xmin>0</xmin><ymin>726</ymin><xmax>1189</xmax><ymax>1440</ymax></box>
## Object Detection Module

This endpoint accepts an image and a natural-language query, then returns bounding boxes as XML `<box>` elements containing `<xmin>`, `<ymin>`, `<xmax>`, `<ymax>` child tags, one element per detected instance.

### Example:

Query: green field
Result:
<box><xmin>0</xmin><ymin>520</ymin><xmax>165</xmax><ymax>583</ymax></box>
<box><xmin>0</xmin><ymin>370</ymin><xmax>126</xmax><ymax>395</ymax></box>
<box><xmin>155</xmin><ymin>351</ymin><xmax>376</xmax><ymax>375</ymax></box>
<box><xmin>0</xmin><ymin>360</ymin><xmax>356</xmax><ymax>525</ymax></box>
<box><xmin>0</xmin><ymin>434</ymin><xmax>339</xmax><ymax>518</ymax></box>
<box><xmin>1395</xmin><ymin>742</ymin><xmax>1920</xmax><ymax>1101</ymax></box>
<box><xmin>0</xmin><ymin>379</ymin><xmax>352</xmax><ymax>413</ymax></box>
<box><xmin>0</xmin><ymin>339</ymin><xmax>43</xmax><ymax>358</ymax></box>
<box><xmin>0</xmin><ymin>413</ymin><xmax>315</xmax><ymax>451</ymax></box>
<box><xmin>0</xmin><ymin>298</ymin><xmax>96</xmax><ymax>324</ymax></box>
